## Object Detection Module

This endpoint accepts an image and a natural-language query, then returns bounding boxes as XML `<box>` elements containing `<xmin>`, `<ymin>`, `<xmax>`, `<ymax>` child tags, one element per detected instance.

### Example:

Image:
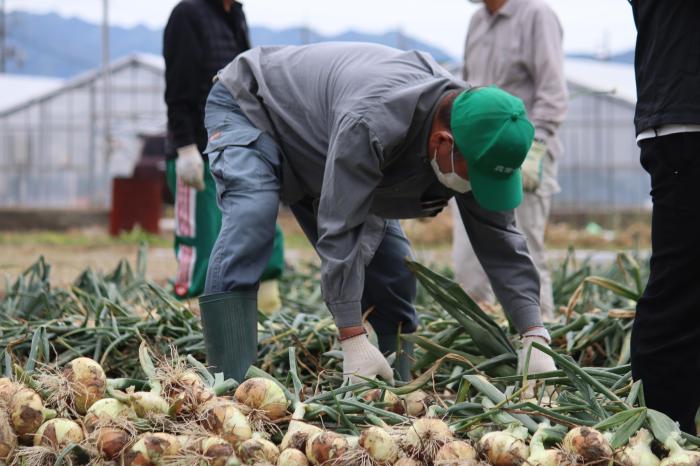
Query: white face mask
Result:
<box><xmin>430</xmin><ymin>144</ymin><xmax>472</xmax><ymax>193</ymax></box>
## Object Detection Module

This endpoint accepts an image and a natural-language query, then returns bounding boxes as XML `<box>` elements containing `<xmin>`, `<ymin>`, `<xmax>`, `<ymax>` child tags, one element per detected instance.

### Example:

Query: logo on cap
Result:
<box><xmin>494</xmin><ymin>165</ymin><xmax>515</xmax><ymax>174</ymax></box>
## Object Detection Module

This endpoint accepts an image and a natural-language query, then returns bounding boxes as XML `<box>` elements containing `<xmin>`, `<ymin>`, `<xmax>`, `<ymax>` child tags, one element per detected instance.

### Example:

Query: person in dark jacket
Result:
<box><xmin>163</xmin><ymin>0</ymin><xmax>284</xmax><ymax>304</ymax></box>
<box><xmin>628</xmin><ymin>0</ymin><xmax>700</xmax><ymax>434</ymax></box>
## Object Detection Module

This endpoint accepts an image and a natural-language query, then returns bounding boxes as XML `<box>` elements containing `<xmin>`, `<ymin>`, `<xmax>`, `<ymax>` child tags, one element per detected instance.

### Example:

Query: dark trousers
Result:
<box><xmin>631</xmin><ymin>132</ymin><xmax>700</xmax><ymax>433</ymax></box>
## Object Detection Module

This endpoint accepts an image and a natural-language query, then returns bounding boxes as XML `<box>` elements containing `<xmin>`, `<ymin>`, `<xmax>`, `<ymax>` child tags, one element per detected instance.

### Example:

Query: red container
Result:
<box><xmin>109</xmin><ymin>177</ymin><xmax>163</xmax><ymax>236</ymax></box>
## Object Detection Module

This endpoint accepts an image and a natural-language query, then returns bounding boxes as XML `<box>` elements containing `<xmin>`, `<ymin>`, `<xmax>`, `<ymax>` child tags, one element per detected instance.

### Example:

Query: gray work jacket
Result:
<box><xmin>463</xmin><ymin>0</ymin><xmax>568</xmax><ymax>160</ymax></box>
<box><xmin>218</xmin><ymin>43</ymin><xmax>540</xmax><ymax>331</ymax></box>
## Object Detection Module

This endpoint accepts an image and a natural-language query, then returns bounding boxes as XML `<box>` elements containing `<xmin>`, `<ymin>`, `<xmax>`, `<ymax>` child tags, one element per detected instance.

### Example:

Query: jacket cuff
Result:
<box><xmin>508</xmin><ymin>303</ymin><xmax>544</xmax><ymax>335</ymax></box>
<box><xmin>328</xmin><ymin>301</ymin><xmax>363</xmax><ymax>329</ymax></box>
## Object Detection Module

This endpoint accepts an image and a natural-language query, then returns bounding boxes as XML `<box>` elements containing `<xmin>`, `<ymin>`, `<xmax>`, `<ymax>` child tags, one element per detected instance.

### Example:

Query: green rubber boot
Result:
<box><xmin>198</xmin><ymin>291</ymin><xmax>258</xmax><ymax>382</ymax></box>
<box><xmin>378</xmin><ymin>333</ymin><xmax>414</xmax><ymax>382</ymax></box>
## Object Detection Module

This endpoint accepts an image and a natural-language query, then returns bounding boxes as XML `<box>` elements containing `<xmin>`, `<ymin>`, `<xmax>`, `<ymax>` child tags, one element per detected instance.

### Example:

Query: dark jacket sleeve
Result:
<box><xmin>163</xmin><ymin>3</ymin><xmax>203</xmax><ymax>150</ymax></box>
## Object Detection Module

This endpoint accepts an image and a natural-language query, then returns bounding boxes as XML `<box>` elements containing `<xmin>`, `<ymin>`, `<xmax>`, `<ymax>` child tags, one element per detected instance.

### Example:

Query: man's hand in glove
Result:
<box><xmin>340</xmin><ymin>333</ymin><xmax>394</xmax><ymax>385</ymax></box>
<box><xmin>521</xmin><ymin>139</ymin><xmax>547</xmax><ymax>192</ymax></box>
<box><xmin>176</xmin><ymin>144</ymin><xmax>205</xmax><ymax>191</ymax></box>
<box><xmin>517</xmin><ymin>327</ymin><xmax>556</xmax><ymax>399</ymax></box>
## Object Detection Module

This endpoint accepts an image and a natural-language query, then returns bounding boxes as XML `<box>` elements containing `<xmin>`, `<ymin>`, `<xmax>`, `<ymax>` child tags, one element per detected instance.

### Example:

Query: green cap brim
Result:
<box><xmin>470</xmin><ymin>167</ymin><xmax>524</xmax><ymax>211</ymax></box>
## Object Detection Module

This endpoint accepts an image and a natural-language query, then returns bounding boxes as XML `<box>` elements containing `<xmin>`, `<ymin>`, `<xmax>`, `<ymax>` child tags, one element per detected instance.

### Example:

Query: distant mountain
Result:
<box><xmin>4</xmin><ymin>11</ymin><xmax>456</xmax><ymax>78</ymax></box>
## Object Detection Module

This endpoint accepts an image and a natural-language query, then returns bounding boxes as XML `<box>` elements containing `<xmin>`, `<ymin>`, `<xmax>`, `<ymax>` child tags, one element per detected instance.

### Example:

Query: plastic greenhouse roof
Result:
<box><xmin>0</xmin><ymin>74</ymin><xmax>64</xmax><ymax>112</ymax></box>
<box><xmin>564</xmin><ymin>58</ymin><xmax>636</xmax><ymax>105</ymax></box>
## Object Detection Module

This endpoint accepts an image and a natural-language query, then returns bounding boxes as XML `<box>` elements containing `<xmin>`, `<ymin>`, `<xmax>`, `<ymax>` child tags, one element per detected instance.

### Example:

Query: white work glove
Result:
<box><xmin>517</xmin><ymin>328</ymin><xmax>557</xmax><ymax>399</ymax></box>
<box><xmin>176</xmin><ymin>144</ymin><xmax>205</xmax><ymax>191</ymax></box>
<box><xmin>340</xmin><ymin>334</ymin><xmax>395</xmax><ymax>386</ymax></box>
<box><xmin>521</xmin><ymin>139</ymin><xmax>547</xmax><ymax>192</ymax></box>
<box><xmin>257</xmin><ymin>279</ymin><xmax>282</xmax><ymax>315</ymax></box>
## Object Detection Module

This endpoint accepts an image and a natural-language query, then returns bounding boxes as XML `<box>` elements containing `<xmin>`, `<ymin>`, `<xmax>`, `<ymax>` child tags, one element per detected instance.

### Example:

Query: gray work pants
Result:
<box><xmin>203</xmin><ymin>81</ymin><xmax>418</xmax><ymax>335</ymax></box>
<box><xmin>451</xmin><ymin>152</ymin><xmax>559</xmax><ymax>320</ymax></box>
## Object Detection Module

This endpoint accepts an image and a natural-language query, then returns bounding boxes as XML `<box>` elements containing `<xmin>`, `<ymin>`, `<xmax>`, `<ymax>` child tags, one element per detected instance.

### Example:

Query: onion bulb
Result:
<box><xmin>400</xmin><ymin>390</ymin><xmax>429</xmax><ymax>418</ymax></box>
<box><xmin>198</xmin><ymin>398</ymin><xmax>253</xmax><ymax>447</ymax></box>
<box><xmin>0</xmin><ymin>409</ymin><xmax>17</xmax><ymax>462</ymax></box>
<box><xmin>0</xmin><ymin>377</ymin><xmax>15</xmax><ymax>400</ymax></box>
<box><xmin>479</xmin><ymin>425</ymin><xmax>530</xmax><ymax>466</ymax></box>
<box><xmin>402</xmin><ymin>418</ymin><xmax>453</xmax><ymax>462</ymax></box>
<box><xmin>238</xmin><ymin>436</ymin><xmax>280</xmax><ymax>464</ymax></box>
<box><xmin>33</xmin><ymin>418</ymin><xmax>84</xmax><ymax>448</ymax></box>
<box><xmin>122</xmin><ymin>432</ymin><xmax>182</xmax><ymax>465</ymax></box>
<box><xmin>526</xmin><ymin>424</ymin><xmax>569</xmax><ymax>466</ymax></box>
<box><xmin>305</xmin><ymin>431</ymin><xmax>349</xmax><ymax>466</ymax></box>
<box><xmin>363</xmin><ymin>389</ymin><xmax>404</xmax><ymax>414</ymax></box>
<box><xmin>63</xmin><ymin>356</ymin><xmax>107</xmax><ymax>414</ymax></box>
<box><xmin>95</xmin><ymin>427</ymin><xmax>130</xmax><ymax>460</ymax></box>
<box><xmin>199</xmin><ymin>436</ymin><xmax>237</xmax><ymax>466</ymax></box>
<box><xmin>614</xmin><ymin>428</ymin><xmax>659</xmax><ymax>466</ymax></box>
<box><xmin>162</xmin><ymin>369</ymin><xmax>215</xmax><ymax>417</ymax></box>
<box><xmin>357</xmin><ymin>426</ymin><xmax>399</xmax><ymax>464</ymax></box>
<box><xmin>9</xmin><ymin>386</ymin><xmax>46</xmax><ymax>437</ymax></box>
<box><xmin>235</xmin><ymin>378</ymin><xmax>288</xmax><ymax>420</ymax></box>
<box><xmin>84</xmin><ymin>398</ymin><xmax>135</xmax><ymax>431</ymax></box>
<box><xmin>434</xmin><ymin>440</ymin><xmax>477</xmax><ymax>464</ymax></box>
<box><xmin>660</xmin><ymin>433</ymin><xmax>700</xmax><ymax>466</ymax></box>
<box><xmin>281</xmin><ymin>421</ymin><xmax>322</xmax><ymax>452</ymax></box>
<box><xmin>562</xmin><ymin>427</ymin><xmax>612</xmax><ymax>465</ymax></box>
<box><xmin>130</xmin><ymin>391</ymin><xmax>170</xmax><ymax>418</ymax></box>
<box><xmin>278</xmin><ymin>448</ymin><xmax>309</xmax><ymax>466</ymax></box>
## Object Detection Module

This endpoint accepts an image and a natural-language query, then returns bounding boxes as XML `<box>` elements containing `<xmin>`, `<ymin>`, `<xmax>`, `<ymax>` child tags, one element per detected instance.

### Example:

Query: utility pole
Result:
<box><xmin>101</xmin><ymin>0</ymin><xmax>112</xmax><ymax>204</ymax></box>
<box><xmin>0</xmin><ymin>0</ymin><xmax>6</xmax><ymax>73</ymax></box>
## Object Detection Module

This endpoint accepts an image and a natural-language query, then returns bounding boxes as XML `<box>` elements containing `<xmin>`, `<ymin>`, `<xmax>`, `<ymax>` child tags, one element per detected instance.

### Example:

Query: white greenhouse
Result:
<box><xmin>0</xmin><ymin>54</ymin><xmax>166</xmax><ymax>209</ymax></box>
<box><xmin>1</xmin><ymin>53</ymin><xmax>646</xmax><ymax>215</ymax></box>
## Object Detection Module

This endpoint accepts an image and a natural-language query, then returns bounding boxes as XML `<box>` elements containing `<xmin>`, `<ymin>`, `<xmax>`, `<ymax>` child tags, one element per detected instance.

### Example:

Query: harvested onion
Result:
<box><xmin>363</xmin><ymin>389</ymin><xmax>403</xmax><ymax>414</ymax></box>
<box><xmin>235</xmin><ymin>378</ymin><xmax>288</xmax><ymax>420</ymax></box>
<box><xmin>401</xmin><ymin>390</ymin><xmax>429</xmax><ymax>417</ymax></box>
<box><xmin>434</xmin><ymin>440</ymin><xmax>477</xmax><ymax>464</ymax></box>
<box><xmin>9</xmin><ymin>386</ymin><xmax>47</xmax><ymax>437</ymax></box>
<box><xmin>305</xmin><ymin>431</ymin><xmax>349</xmax><ymax>466</ymax></box>
<box><xmin>526</xmin><ymin>423</ymin><xmax>569</xmax><ymax>466</ymax></box>
<box><xmin>123</xmin><ymin>432</ymin><xmax>182</xmax><ymax>465</ymax></box>
<box><xmin>95</xmin><ymin>426</ymin><xmax>130</xmax><ymax>460</ymax></box>
<box><xmin>479</xmin><ymin>425</ymin><xmax>530</xmax><ymax>466</ymax></box>
<box><xmin>394</xmin><ymin>458</ymin><xmax>421</xmax><ymax>466</ymax></box>
<box><xmin>660</xmin><ymin>433</ymin><xmax>700</xmax><ymax>466</ymax></box>
<box><xmin>239</xmin><ymin>436</ymin><xmax>280</xmax><ymax>464</ymax></box>
<box><xmin>200</xmin><ymin>436</ymin><xmax>237</xmax><ymax>466</ymax></box>
<box><xmin>280</xmin><ymin>405</ymin><xmax>322</xmax><ymax>452</ymax></box>
<box><xmin>63</xmin><ymin>356</ymin><xmax>106</xmax><ymax>414</ymax></box>
<box><xmin>33</xmin><ymin>418</ymin><xmax>84</xmax><ymax>448</ymax></box>
<box><xmin>615</xmin><ymin>429</ymin><xmax>660</xmax><ymax>466</ymax></box>
<box><xmin>198</xmin><ymin>398</ymin><xmax>253</xmax><ymax>447</ymax></box>
<box><xmin>402</xmin><ymin>418</ymin><xmax>453</xmax><ymax>462</ymax></box>
<box><xmin>130</xmin><ymin>391</ymin><xmax>170</xmax><ymax>418</ymax></box>
<box><xmin>278</xmin><ymin>448</ymin><xmax>309</xmax><ymax>466</ymax></box>
<box><xmin>84</xmin><ymin>397</ymin><xmax>135</xmax><ymax>431</ymax></box>
<box><xmin>562</xmin><ymin>426</ymin><xmax>612</xmax><ymax>465</ymax></box>
<box><xmin>355</xmin><ymin>426</ymin><xmax>399</xmax><ymax>464</ymax></box>
<box><xmin>0</xmin><ymin>409</ymin><xmax>17</xmax><ymax>462</ymax></box>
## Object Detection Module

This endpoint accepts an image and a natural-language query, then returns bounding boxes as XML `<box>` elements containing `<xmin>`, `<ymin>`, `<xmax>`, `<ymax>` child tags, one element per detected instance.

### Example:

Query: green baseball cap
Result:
<box><xmin>450</xmin><ymin>86</ymin><xmax>535</xmax><ymax>211</ymax></box>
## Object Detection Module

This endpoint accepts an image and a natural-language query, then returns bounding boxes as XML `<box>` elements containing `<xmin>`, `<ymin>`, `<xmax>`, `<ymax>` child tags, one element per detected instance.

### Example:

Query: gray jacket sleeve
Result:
<box><xmin>316</xmin><ymin>113</ymin><xmax>387</xmax><ymax>329</ymax></box>
<box><xmin>454</xmin><ymin>192</ymin><xmax>543</xmax><ymax>334</ymax></box>
<box><xmin>526</xmin><ymin>4</ymin><xmax>568</xmax><ymax>139</ymax></box>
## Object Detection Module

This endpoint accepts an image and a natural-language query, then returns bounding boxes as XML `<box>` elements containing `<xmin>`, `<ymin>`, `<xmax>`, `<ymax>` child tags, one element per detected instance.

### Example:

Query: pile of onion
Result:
<box><xmin>479</xmin><ymin>424</ymin><xmax>530</xmax><ymax>466</ymax></box>
<box><xmin>562</xmin><ymin>426</ymin><xmax>612</xmax><ymax>465</ymax></box>
<box><xmin>402</xmin><ymin>418</ymin><xmax>454</xmax><ymax>462</ymax></box>
<box><xmin>615</xmin><ymin>428</ymin><xmax>660</xmax><ymax>466</ymax></box>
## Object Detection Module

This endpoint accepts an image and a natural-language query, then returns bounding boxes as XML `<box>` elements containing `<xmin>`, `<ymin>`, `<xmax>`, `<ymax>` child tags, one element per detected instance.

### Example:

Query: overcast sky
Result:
<box><xmin>7</xmin><ymin>0</ymin><xmax>638</xmax><ymax>59</ymax></box>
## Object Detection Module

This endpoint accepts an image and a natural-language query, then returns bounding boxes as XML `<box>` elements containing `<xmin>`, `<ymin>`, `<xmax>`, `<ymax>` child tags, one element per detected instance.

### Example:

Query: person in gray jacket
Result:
<box><xmin>199</xmin><ymin>42</ymin><xmax>556</xmax><ymax>385</ymax></box>
<box><xmin>453</xmin><ymin>0</ymin><xmax>568</xmax><ymax>320</ymax></box>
